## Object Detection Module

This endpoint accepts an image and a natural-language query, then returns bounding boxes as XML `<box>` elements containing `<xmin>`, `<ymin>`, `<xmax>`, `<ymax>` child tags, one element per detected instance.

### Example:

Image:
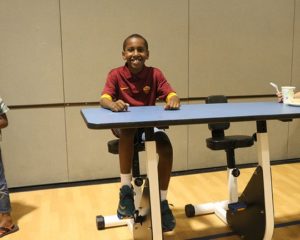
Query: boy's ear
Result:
<box><xmin>122</xmin><ymin>51</ymin><xmax>126</xmax><ymax>60</ymax></box>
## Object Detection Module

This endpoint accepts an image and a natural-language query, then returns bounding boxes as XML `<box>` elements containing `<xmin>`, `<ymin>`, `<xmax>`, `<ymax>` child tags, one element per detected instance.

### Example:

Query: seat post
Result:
<box><xmin>225</xmin><ymin>148</ymin><xmax>236</xmax><ymax>169</ymax></box>
<box><xmin>225</xmin><ymin>148</ymin><xmax>240</xmax><ymax>203</ymax></box>
<box><xmin>132</xmin><ymin>147</ymin><xmax>140</xmax><ymax>178</ymax></box>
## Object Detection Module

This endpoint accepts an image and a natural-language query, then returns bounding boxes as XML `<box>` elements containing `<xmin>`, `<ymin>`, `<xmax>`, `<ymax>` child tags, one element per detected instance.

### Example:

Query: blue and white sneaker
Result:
<box><xmin>117</xmin><ymin>185</ymin><xmax>135</xmax><ymax>219</ymax></box>
<box><xmin>161</xmin><ymin>200</ymin><xmax>176</xmax><ymax>232</ymax></box>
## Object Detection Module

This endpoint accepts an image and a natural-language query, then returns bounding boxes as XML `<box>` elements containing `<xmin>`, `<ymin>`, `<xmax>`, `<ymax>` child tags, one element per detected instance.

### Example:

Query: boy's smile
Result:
<box><xmin>122</xmin><ymin>37</ymin><xmax>149</xmax><ymax>74</ymax></box>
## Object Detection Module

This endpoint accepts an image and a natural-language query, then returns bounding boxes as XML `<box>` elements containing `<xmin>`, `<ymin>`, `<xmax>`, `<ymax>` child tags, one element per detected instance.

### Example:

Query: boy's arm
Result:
<box><xmin>164</xmin><ymin>93</ymin><xmax>180</xmax><ymax>110</ymax></box>
<box><xmin>295</xmin><ymin>92</ymin><xmax>300</xmax><ymax>98</ymax></box>
<box><xmin>0</xmin><ymin>114</ymin><xmax>8</xmax><ymax>129</ymax></box>
<box><xmin>100</xmin><ymin>94</ymin><xmax>128</xmax><ymax>112</ymax></box>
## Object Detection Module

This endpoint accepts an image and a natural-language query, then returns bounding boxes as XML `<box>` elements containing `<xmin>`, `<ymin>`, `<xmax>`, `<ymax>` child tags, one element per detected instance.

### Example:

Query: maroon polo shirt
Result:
<box><xmin>101</xmin><ymin>65</ymin><xmax>175</xmax><ymax>106</ymax></box>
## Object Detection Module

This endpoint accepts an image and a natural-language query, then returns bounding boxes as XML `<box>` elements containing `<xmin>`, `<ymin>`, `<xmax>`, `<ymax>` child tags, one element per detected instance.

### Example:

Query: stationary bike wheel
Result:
<box><xmin>185</xmin><ymin>204</ymin><xmax>195</xmax><ymax>217</ymax></box>
<box><xmin>96</xmin><ymin>215</ymin><xmax>105</xmax><ymax>230</ymax></box>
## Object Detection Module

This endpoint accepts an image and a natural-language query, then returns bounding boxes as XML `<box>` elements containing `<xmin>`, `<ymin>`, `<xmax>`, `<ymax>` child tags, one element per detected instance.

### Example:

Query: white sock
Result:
<box><xmin>160</xmin><ymin>190</ymin><xmax>168</xmax><ymax>201</ymax></box>
<box><xmin>120</xmin><ymin>173</ymin><xmax>132</xmax><ymax>187</ymax></box>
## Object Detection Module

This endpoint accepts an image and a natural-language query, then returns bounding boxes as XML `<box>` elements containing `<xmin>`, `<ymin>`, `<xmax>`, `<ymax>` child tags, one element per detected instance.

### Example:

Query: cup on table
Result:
<box><xmin>281</xmin><ymin>86</ymin><xmax>296</xmax><ymax>104</ymax></box>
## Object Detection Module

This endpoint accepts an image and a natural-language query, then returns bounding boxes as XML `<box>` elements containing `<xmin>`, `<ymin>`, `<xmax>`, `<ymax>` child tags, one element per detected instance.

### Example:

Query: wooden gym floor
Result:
<box><xmin>7</xmin><ymin>162</ymin><xmax>300</xmax><ymax>240</ymax></box>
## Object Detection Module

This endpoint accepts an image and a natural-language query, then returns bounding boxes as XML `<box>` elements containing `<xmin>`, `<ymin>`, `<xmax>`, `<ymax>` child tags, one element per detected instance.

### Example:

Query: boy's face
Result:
<box><xmin>122</xmin><ymin>37</ymin><xmax>149</xmax><ymax>74</ymax></box>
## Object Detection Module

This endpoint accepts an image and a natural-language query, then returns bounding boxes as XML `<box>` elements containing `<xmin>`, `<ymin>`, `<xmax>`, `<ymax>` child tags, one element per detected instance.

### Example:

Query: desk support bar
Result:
<box><xmin>145</xmin><ymin>141</ymin><xmax>163</xmax><ymax>239</ymax></box>
<box><xmin>256</xmin><ymin>120</ymin><xmax>274</xmax><ymax>240</ymax></box>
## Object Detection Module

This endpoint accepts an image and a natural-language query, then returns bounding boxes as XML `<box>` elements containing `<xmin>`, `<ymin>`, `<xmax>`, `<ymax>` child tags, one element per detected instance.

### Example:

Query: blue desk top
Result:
<box><xmin>81</xmin><ymin>102</ymin><xmax>300</xmax><ymax>129</ymax></box>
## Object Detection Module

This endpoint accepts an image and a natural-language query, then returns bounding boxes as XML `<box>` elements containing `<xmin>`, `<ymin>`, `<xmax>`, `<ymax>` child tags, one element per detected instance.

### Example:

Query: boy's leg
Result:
<box><xmin>0</xmin><ymin>148</ymin><xmax>11</xmax><ymax>219</ymax></box>
<box><xmin>155</xmin><ymin>131</ymin><xmax>173</xmax><ymax>191</ymax></box>
<box><xmin>154</xmin><ymin>131</ymin><xmax>176</xmax><ymax>232</ymax></box>
<box><xmin>117</xmin><ymin>128</ymin><xmax>136</xmax><ymax>219</ymax></box>
<box><xmin>119</xmin><ymin>128</ymin><xmax>136</xmax><ymax>174</ymax></box>
<box><xmin>0</xmin><ymin>149</ymin><xmax>18</xmax><ymax>237</ymax></box>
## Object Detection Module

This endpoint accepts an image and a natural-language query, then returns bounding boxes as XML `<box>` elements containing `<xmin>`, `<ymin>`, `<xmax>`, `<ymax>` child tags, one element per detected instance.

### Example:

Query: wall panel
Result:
<box><xmin>65</xmin><ymin>106</ymin><xmax>119</xmax><ymax>181</ymax></box>
<box><xmin>60</xmin><ymin>0</ymin><xmax>189</xmax><ymax>103</ymax></box>
<box><xmin>166</xmin><ymin>125</ymin><xmax>189</xmax><ymax>171</ymax></box>
<box><xmin>292</xmin><ymin>0</ymin><xmax>300</xmax><ymax>87</ymax></box>
<box><xmin>0</xmin><ymin>0</ymin><xmax>63</xmax><ymax>105</ymax></box>
<box><xmin>2</xmin><ymin>108</ymin><xmax>68</xmax><ymax>187</ymax></box>
<box><xmin>287</xmin><ymin>120</ymin><xmax>300</xmax><ymax>158</ymax></box>
<box><xmin>189</xmin><ymin>0</ymin><xmax>295</xmax><ymax>97</ymax></box>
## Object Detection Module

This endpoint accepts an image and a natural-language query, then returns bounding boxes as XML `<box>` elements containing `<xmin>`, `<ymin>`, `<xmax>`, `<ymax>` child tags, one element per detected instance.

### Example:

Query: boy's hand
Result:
<box><xmin>109</xmin><ymin>100</ymin><xmax>129</xmax><ymax>112</ymax></box>
<box><xmin>0</xmin><ymin>114</ymin><xmax>8</xmax><ymax>129</ymax></box>
<box><xmin>165</xmin><ymin>95</ymin><xmax>180</xmax><ymax>110</ymax></box>
<box><xmin>276</xmin><ymin>92</ymin><xmax>283</xmax><ymax>103</ymax></box>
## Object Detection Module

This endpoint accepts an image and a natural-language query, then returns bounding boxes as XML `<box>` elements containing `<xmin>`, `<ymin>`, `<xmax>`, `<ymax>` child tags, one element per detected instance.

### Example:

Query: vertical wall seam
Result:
<box><xmin>58</xmin><ymin>0</ymin><xmax>70</xmax><ymax>181</ymax></box>
<box><xmin>290</xmin><ymin>0</ymin><xmax>296</xmax><ymax>85</ymax></box>
<box><xmin>187</xmin><ymin>0</ymin><xmax>190</xmax><ymax>170</ymax></box>
<box><xmin>287</xmin><ymin>0</ymin><xmax>297</xmax><ymax>157</ymax></box>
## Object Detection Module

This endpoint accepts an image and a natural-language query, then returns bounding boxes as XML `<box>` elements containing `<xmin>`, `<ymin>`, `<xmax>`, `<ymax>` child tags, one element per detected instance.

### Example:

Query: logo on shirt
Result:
<box><xmin>143</xmin><ymin>86</ymin><xmax>151</xmax><ymax>94</ymax></box>
<box><xmin>120</xmin><ymin>87</ymin><xmax>129</xmax><ymax>91</ymax></box>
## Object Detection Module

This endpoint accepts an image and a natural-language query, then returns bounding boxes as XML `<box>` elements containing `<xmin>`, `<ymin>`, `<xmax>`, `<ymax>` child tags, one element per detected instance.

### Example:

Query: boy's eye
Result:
<box><xmin>126</xmin><ymin>47</ymin><xmax>146</xmax><ymax>53</ymax></box>
<box><xmin>137</xmin><ymin>47</ymin><xmax>145</xmax><ymax>52</ymax></box>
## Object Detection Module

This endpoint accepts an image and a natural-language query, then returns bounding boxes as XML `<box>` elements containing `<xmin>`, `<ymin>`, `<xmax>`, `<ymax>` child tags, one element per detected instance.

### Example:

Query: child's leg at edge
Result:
<box><xmin>119</xmin><ymin>128</ymin><xmax>137</xmax><ymax>186</ymax></box>
<box><xmin>155</xmin><ymin>132</ymin><xmax>173</xmax><ymax>201</ymax></box>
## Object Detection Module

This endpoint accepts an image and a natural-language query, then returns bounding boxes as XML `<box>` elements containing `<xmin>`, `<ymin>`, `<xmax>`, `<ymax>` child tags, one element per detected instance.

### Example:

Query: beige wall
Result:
<box><xmin>0</xmin><ymin>0</ymin><xmax>300</xmax><ymax>187</ymax></box>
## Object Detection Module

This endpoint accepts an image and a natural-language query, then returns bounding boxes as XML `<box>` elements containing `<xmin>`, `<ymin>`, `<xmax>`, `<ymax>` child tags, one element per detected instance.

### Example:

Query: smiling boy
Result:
<box><xmin>99</xmin><ymin>33</ymin><xmax>180</xmax><ymax>232</ymax></box>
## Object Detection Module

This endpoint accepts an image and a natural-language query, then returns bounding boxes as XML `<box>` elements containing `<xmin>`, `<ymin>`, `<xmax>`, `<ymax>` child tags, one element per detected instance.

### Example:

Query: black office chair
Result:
<box><xmin>185</xmin><ymin>95</ymin><xmax>255</xmax><ymax>223</ymax></box>
<box><xmin>96</xmin><ymin>131</ymin><xmax>145</xmax><ymax>230</ymax></box>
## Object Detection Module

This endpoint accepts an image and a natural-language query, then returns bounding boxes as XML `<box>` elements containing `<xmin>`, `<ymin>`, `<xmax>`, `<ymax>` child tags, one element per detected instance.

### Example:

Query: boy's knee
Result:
<box><xmin>119</xmin><ymin>128</ymin><xmax>136</xmax><ymax>138</ymax></box>
<box><xmin>154</xmin><ymin>131</ymin><xmax>170</xmax><ymax>142</ymax></box>
<box><xmin>154</xmin><ymin>132</ymin><xmax>173</xmax><ymax>154</ymax></box>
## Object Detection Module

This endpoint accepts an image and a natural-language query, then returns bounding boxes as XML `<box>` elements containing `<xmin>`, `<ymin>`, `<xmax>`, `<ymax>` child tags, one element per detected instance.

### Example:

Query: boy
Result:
<box><xmin>100</xmin><ymin>33</ymin><xmax>180</xmax><ymax>232</ymax></box>
<box><xmin>0</xmin><ymin>96</ymin><xmax>19</xmax><ymax>237</ymax></box>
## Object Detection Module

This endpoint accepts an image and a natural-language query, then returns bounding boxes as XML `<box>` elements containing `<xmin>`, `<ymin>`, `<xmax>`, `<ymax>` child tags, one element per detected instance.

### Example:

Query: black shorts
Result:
<box><xmin>111</xmin><ymin>128</ymin><xmax>166</xmax><ymax>143</ymax></box>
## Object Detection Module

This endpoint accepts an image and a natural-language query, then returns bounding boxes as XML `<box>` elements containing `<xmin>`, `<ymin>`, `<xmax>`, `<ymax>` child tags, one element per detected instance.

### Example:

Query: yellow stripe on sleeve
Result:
<box><xmin>100</xmin><ymin>94</ymin><xmax>112</xmax><ymax>101</ymax></box>
<box><xmin>166</xmin><ymin>92</ymin><xmax>177</xmax><ymax>103</ymax></box>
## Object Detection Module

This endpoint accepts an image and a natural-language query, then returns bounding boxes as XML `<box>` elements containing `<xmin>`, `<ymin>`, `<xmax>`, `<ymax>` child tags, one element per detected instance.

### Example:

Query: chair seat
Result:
<box><xmin>206</xmin><ymin>135</ymin><xmax>254</xmax><ymax>151</ymax></box>
<box><xmin>107</xmin><ymin>139</ymin><xmax>145</xmax><ymax>154</ymax></box>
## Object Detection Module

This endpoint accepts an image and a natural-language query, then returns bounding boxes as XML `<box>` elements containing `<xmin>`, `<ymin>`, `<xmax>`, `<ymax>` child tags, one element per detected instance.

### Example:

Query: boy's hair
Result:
<box><xmin>123</xmin><ymin>33</ymin><xmax>148</xmax><ymax>51</ymax></box>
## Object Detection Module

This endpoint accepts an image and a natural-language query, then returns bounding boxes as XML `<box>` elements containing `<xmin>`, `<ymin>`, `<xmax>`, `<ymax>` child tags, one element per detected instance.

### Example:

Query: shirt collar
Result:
<box><xmin>122</xmin><ymin>64</ymin><xmax>149</xmax><ymax>80</ymax></box>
